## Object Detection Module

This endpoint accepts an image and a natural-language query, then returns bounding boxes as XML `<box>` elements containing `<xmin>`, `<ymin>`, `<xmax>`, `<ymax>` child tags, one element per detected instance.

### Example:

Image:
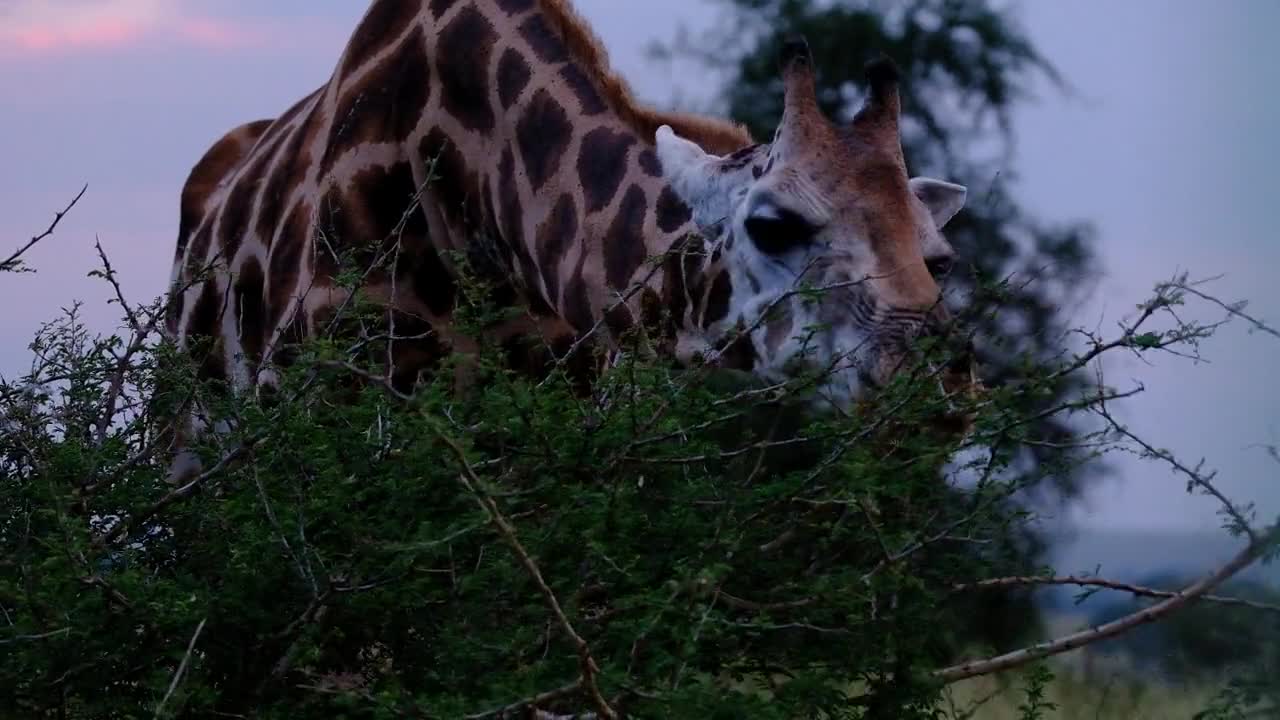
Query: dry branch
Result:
<box><xmin>2</xmin><ymin>184</ymin><xmax>87</xmax><ymax>274</ymax></box>
<box><xmin>953</xmin><ymin>574</ymin><xmax>1280</xmax><ymax>614</ymax></box>
<box><xmin>1162</xmin><ymin>273</ymin><xmax>1280</xmax><ymax>340</ymax></box>
<box><xmin>464</xmin><ymin>680</ymin><xmax>586</xmax><ymax>720</ymax></box>
<box><xmin>154</xmin><ymin>616</ymin><xmax>207</xmax><ymax>719</ymax></box>
<box><xmin>432</xmin><ymin>426</ymin><xmax>617</xmax><ymax>720</ymax></box>
<box><xmin>935</xmin><ymin>524</ymin><xmax>1279</xmax><ymax>682</ymax></box>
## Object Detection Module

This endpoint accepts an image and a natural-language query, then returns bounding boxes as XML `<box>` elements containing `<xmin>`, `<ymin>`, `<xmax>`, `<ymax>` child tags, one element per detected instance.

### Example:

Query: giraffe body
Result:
<box><xmin>166</xmin><ymin>1</ymin><xmax>974</xmax><ymax>481</ymax></box>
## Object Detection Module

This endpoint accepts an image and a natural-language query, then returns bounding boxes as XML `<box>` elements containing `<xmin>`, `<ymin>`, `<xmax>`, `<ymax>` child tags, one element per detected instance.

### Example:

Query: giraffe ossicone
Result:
<box><xmin>164</xmin><ymin>0</ymin><xmax>977</xmax><ymax>483</ymax></box>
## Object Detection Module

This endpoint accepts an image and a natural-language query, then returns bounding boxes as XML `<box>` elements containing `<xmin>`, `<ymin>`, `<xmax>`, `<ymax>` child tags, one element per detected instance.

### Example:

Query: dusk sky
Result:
<box><xmin>1</xmin><ymin>1</ymin><xmax>1276</xmax><ymax>544</ymax></box>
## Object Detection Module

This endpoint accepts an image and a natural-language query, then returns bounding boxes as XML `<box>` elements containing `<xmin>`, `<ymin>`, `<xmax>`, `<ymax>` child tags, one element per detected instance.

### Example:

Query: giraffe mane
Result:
<box><xmin>535</xmin><ymin>0</ymin><xmax>755</xmax><ymax>155</ymax></box>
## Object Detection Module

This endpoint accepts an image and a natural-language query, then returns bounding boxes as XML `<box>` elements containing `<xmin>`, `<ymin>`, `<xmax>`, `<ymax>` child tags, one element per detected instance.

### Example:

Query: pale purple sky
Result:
<box><xmin>1</xmin><ymin>0</ymin><xmax>1276</xmax><ymax>537</ymax></box>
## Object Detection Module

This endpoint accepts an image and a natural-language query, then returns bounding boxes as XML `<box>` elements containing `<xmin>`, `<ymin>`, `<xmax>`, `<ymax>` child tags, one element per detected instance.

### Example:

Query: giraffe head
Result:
<box><xmin>655</xmin><ymin>39</ymin><xmax>975</xmax><ymax>412</ymax></box>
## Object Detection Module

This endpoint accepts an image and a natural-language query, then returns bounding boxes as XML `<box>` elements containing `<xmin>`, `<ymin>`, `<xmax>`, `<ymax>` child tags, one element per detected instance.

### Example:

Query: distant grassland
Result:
<box><xmin>943</xmin><ymin>610</ymin><xmax>1227</xmax><ymax>719</ymax></box>
<box><xmin>946</xmin><ymin>671</ymin><xmax>1219</xmax><ymax>719</ymax></box>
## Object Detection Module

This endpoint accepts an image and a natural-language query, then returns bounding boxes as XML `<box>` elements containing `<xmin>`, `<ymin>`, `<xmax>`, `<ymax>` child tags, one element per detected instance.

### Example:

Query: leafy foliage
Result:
<box><xmin>4</xmin><ymin>241</ymin><xmax>1270</xmax><ymax>717</ymax></box>
<box><xmin>0</xmin><ymin>254</ymin><xmax>1036</xmax><ymax>718</ymax></box>
<box><xmin>657</xmin><ymin>0</ymin><xmax>1101</xmax><ymax>499</ymax></box>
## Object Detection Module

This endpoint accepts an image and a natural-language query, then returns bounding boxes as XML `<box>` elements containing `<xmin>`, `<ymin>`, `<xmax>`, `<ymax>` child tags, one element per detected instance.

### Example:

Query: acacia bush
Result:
<box><xmin>1</xmin><ymin>201</ymin><xmax>1277</xmax><ymax>719</ymax></box>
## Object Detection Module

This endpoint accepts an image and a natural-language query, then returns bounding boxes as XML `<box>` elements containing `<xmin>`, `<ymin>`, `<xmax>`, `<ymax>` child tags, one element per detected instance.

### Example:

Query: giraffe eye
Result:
<box><xmin>744</xmin><ymin>207</ymin><xmax>816</xmax><ymax>255</ymax></box>
<box><xmin>925</xmin><ymin>255</ymin><xmax>955</xmax><ymax>279</ymax></box>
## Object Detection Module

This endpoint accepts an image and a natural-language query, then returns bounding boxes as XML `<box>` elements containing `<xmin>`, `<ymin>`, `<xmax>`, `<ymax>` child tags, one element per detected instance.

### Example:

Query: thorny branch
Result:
<box><xmin>1</xmin><ymin>184</ymin><xmax>87</xmax><ymax>274</ymax></box>
<box><xmin>464</xmin><ymin>680</ymin><xmax>588</xmax><ymax>720</ymax></box>
<box><xmin>1161</xmin><ymin>272</ymin><xmax>1279</xmax><ymax>340</ymax></box>
<box><xmin>931</xmin><ymin>274</ymin><xmax>1280</xmax><ymax>683</ymax></box>
<box><xmin>935</xmin><ymin>523</ymin><xmax>1279</xmax><ymax>683</ymax></box>
<box><xmin>430</xmin><ymin>424</ymin><xmax>617</xmax><ymax>720</ymax></box>
<box><xmin>154</xmin><ymin>616</ymin><xmax>207</xmax><ymax>719</ymax></box>
<box><xmin>952</xmin><ymin>574</ymin><xmax>1280</xmax><ymax>614</ymax></box>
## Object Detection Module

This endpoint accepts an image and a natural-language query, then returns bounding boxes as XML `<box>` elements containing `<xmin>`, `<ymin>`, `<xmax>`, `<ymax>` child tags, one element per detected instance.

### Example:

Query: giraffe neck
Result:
<box><xmin>322</xmin><ymin>0</ymin><xmax>753</xmax><ymax>347</ymax></box>
<box><xmin>168</xmin><ymin>0</ymin><xmax>755</xmax><ymax>403</ymax></box>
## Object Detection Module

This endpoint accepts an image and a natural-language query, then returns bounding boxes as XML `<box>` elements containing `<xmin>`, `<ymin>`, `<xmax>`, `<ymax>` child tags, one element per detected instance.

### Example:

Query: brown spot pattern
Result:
<box><xmin>604</xmin><ymin>185</ymin><xmax>648</xmax><ymax>290</ymax></box>
<box><xmin>189</xmin><ymin>281</ymin><xmax>228</xmax><ymax>382</ymax></box>
<box><xmin>497</xmin><ymin>49</ymin><xmax>532</xmax><ymax>110</ymax></box>
<box><xmin>577</xmin><ymin>126</ymin><xmax>635</xmax><ymax>213</ymax></box>
<box><xmin>655</xmin><ymin>187</ymin><xmax>692</xmax><ymax>233</ymax></box>
<box><xmin>638</xmin><ymin>148</ymin><xmax>662</xmax><ymax>177</ymax></box>
<box><xmin>702</xmin><ymin>270</ymin><xmax>731</xmax><ymax>328</ymax></box>
<box><xmin>234</xmin><ymin>257</ymin><xmax>267</xmax><ymax>368</ymax></box>
<box><xmin>177</xmin><ymin>119</ymin><xmax>270</xmax><ymax>261</ymax></box>
<box><xmin>427</xmin><ymin>0</ymin><xmax>460</xmax><ymax>19</ymax></box>
<box><xmin>407</xmin><ymin>244</ymin><xmax>458</xmax><ymax>317</ymax></box>
<box><xmin>170</xmin><ymin>0</ymin><xmax>762</xmax><ymax>409</ymax></box>
<box><xmin>764</xmin><ymin>304</ymin><xmax>794</xmax><ymax>354</ymax></box>
<box><xmin>563</xmin><ymin>250</ymin><xmax>593</xmax><ymax>333</ymax></box>
<box><xmin>516</xmin><ymin>89</ymin><xmax>572</xmax><ymax>191</ymax></box>
<box><xmin>184</xmin><ymin>223</ymin><xmax>215</xmax><ymax>280</ymax></box>
<box><xmin>358</xmin><ymin>161</ymin><xmax>430</xmax><ymax>244</ymax></box>
<box><xmin>496</xmin><ymin>147</ymin><xmax>524</xmax><ymax>273</ymax></box>
<box><xmin>518</xmin><ymin>14</ymin><xmax>568</xmax><ymax>63</ymax></box>
<box><xmin>436</xmin><ymin>7</ymin><xmax>497</xmax><ymax>133</ymax></box>
<box><xmin>267</xmin><ymin>202</ymin><xmax>312</xmax><ymax>332</ymax></box>
<box><xmin>216</xmin><ymin>146</ymin><xmax>276</xmax><ymax>262</ymax></box>
<box><xmin>559</xmin><ymin>64</ymin><xmax>606</xmax><ymax>115</ymax></box>
<box><xmin>342</xmin><ymin>0</ymin><xmax>423</xmax><ymax>80</ymax></box>
<box><xmin>535</xmin><ymin>193</ymin><xmax>578</xmax><ymax>305</ymax></box>
<box><xmin>256</xmin><ymin>103</ymin><xmax>320</xmax><ymax>250</ymax></box>
<box><xmin>189</xmin><ymin>280</ymin><xmax>225</xmax><ymax>341</ymax></box>
<box><xmin>495</xmin><ymin>0</ymin><xmax>535</xmax><ymax>14</ymax></box>
<box><xmin>419</xmin><ymin>128</ymin><xmax>482</xmax><ymax>231</ymax></box>
<box><xmin>322</xmin><ymin>26</ymin><xmax>432</xmax><ymax>173</ymax></box>
<box><xmin>497</xmin><ymin>146</ymin><xmax>553</xmax><ymax>314</ymax></box>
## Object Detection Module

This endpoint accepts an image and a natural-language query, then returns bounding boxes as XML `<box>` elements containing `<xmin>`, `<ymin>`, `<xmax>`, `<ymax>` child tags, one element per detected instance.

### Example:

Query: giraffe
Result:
<box><xmin>164</xmin><ymin>0</ymin><xmax>974</xmax><ymax>482</ymax></box>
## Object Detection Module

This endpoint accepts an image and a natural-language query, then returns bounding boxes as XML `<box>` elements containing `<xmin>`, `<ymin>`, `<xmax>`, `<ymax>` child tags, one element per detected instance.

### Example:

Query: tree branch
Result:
<box><xmin>465</xmin><ymin>679</ymin><xmax>587</xmax><ymax>720</ymax></box>
<box><xmin>2</xmin><ymin>184</ymin><xmax>87</xmax><ymax>274</ymax></box>
<box><xmin>432</xmin><ymin>426</ymin><xmax>617</xmax><ymax>720</ymax></box>
<box><xmin>953</xmin><ymin>574</ymin><xmax>1280</xmax><ymax>614</ymax></box>
<box><xmin>934</xmin><ymin>524</ymin><xmax>1279</xmax><ymax>683</ymax></box>
<box><xmin>154</xmin><ymin>616</ymin><xmax>207</xmax><ymax>719</ymax></box>
<box><xmin>1161</xmin><ymin>273</ymin><xmax>1280</xmax><ymax>340</ymax></box>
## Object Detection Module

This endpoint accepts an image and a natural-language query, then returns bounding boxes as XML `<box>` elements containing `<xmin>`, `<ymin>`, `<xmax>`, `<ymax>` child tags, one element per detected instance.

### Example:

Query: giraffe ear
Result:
<box><xmin>655</xmin><ymin>125</ymin><xmax>719</xmax><ymax>198</ymax></box>
<box><xmin>909</xmin><ymin>177</ymin><xmax>967</xmax><ymax>229</ymax></box>
<box><xmin>657</xmin><ymin>125</ymin><xmax>744</xmax><ymax>227</ymax></box>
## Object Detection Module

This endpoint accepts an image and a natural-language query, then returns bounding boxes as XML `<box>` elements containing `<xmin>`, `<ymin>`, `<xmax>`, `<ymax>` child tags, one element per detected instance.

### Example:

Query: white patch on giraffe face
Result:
<box><xmin>655</xmin><ymin>124</ymin><xmax>969</xmax><ymax>411</ymax></box>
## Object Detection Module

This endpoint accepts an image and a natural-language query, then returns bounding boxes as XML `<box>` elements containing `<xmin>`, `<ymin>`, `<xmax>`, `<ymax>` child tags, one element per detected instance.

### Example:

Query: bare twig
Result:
<box><xmin>432</xmin><ymin>427</ymin><xmax>616</xmax><ymax>719</ymax></box>
<box><xmin>717</xmin><ymin>591</ymin><xmax>815</xmax><ymax>613</ymax></box>
<box><xmin>92</xmin><ymin>236</ymin><xmax>145</xmax><ymax>334</ymax></box>
<box><xmin>953</xmin><ymin>574</ymin><xmax>1280</xmax><ymax>614</ymax></box>
<box><xmin>2</xmin><ymin>184</ymin><xmax>87</xmax><ymax>274</ymax></box>
<box><xmin>1161</xmin><ymin>274</ymin><xmax>1280</xmax><ymax>340</ymax></box>
<box><xmin>0</xmin><ymin>627</ymin><xmax>71</xmax><ymax>645</ymax></box>
<box><xmin>465</xmin><ymin>679</ymin><xmax>585</xmax><ymax>720</ymax></box>
<box><xmin>1095</xmin><ymin>402</ymin><xmax>1258</xmax><ymax>543</ymax></box>
<box><xmin>934</xmin><ymin>524</ymin><xmax>1279</xmax><ymax>683</ymax></box>
<box><xmin>154</xmin><ymin>617</ymin><xmax>207</xmax><ymax>719</ymax></box>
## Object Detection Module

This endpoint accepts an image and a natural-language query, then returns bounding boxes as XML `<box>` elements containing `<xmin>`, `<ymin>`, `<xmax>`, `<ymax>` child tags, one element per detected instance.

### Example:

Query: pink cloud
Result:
<box><xmin>1</xmin><ymin>9</ymin><xmax>268</xmax><ymax>58</ymax></box>
<box><xmin>11</xmin><ymin>18</ymin><xmax>146</xmax><ymax>53</ymax></box>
